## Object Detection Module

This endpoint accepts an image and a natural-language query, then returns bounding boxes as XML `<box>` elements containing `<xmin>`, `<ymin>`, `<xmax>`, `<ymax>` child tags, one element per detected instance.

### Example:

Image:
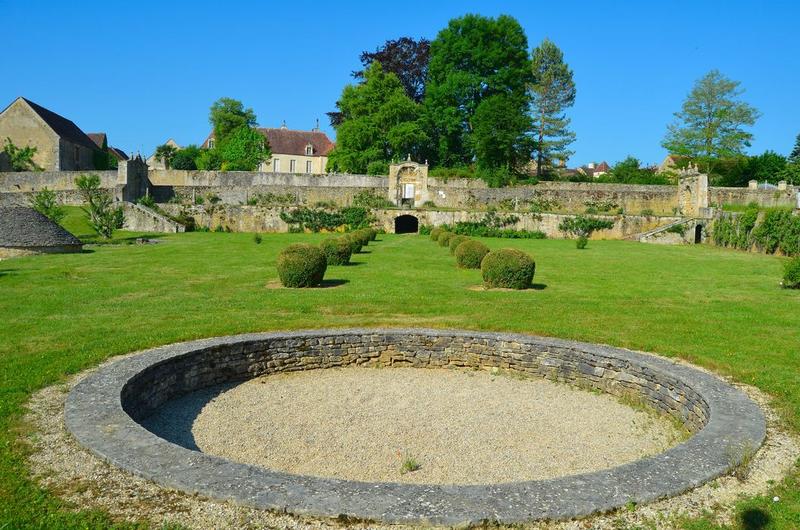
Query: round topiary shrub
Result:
<box><xmin>276</xmin><ymin>243</ymin><xmax>328</xmax><ymax>287</ymax></box>
<box><xmin>353</xmin><ymin>229</ymin><xmax>371</xmax><ymax>246</ymax></box>
<box><xmin>320</xmin><ymin>237</ymin><xmax>352</xmax><ymax>266</ymax></box>
<box><xmin>480</xmin><ymin>248</ymin><xmax>536</xmax><ymax>290</ymax></box>
<box><xmin>455</xmin><ymin>240</ymin><xmax>490</xmax><ymax>269</ymax></box>
<box><xmin>345</xmin><ymin>234</ymin><xmax>362</xmax><ymax>254</ymax></box>
<box><xmin>366</xmin><ymin>228</ymin><xmax>378</xmax><ymax>241</ymax></box>
<box><xmin>449</xmin><ymin>235</ymin><xmax>470</xmax><ymax>255</ymax></box>
<box><xmin>438</xmin><ymin>231</ymin><xmax>454</xmax><ymax>247</ymax></box>
<box><xmin>783</xmin><ymin>257</ymin><xmax>800</xmax><ymax>289</ymax></box>
<box><xmin>430</xmin><ymin>228</ymin><xmax>442</xmax><ymax>241</ymax></box>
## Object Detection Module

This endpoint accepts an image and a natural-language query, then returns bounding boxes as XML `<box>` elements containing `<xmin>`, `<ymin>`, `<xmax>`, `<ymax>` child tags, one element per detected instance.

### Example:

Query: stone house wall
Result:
<box><xmin>0</xmin><ymin>100</ymin><xmax>60</xmax><ymax>170</ymax></box>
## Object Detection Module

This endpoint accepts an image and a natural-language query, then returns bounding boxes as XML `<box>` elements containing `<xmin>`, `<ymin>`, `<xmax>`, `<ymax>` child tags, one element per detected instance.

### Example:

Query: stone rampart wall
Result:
<box><xmin>121</xmin><ymin>202</ymin><xmax>185</xmax><ymax>233</ymax></box>
<box><xmin>160</xmin><ymin>203</ymin><xmax>679</xmax><ymax>239</ymax></box>
<box><xmin>0</xmin><ymin>170</ymin><xmax>118</xmax><ymax>192</ymax></box>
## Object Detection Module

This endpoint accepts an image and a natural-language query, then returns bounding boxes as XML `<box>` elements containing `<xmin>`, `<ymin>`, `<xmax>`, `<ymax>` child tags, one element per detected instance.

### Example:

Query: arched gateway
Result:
<box><xmin>394</xmin><ymin>214</ymin><xmax>419</xmax><ymax>234</ymax></box>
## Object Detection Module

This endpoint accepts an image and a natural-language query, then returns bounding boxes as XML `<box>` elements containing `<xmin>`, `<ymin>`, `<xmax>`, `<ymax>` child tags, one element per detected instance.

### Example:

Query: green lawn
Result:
<box><xmin>0</xmin><ymin>232</ymin><xmax>798</xmax><ymax>528</ymax></box>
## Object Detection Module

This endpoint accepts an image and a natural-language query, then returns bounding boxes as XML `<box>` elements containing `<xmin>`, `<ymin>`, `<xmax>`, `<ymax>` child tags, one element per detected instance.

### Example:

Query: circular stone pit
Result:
<box><xmin>65</xmin><ymin>328</ymin><xmax>766</xmax><ymax>525</ymax></box>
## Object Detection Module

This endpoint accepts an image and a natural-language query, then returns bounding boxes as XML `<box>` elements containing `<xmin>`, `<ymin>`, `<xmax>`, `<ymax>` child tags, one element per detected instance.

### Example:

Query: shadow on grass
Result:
<box><xmin>531</xmin><ymin>283</ymin><xmax>547</xmax><ymax>290</ymax></box>
<box><xmin>80</xmin><ymin>233</ymin><xmax>166</xmax><ymax>246</ymax></box>
<box><xmin>319</xmin><ymin>279</ymin><xmax>349</xmax><ymax>288</ymax></box>
<box><xmin>0</xmin><ymin>268</ymin><xmax>19</xmax><ymax>278</ymax></box>
<box><xmin>343</xmin><ymin>261</ymin><xmax>365</xmax><ymax>267</ymax></box>
<box><xmin>79</xmin><ymin>249</ymin><xmax>96</xmax><ymax>254</ymax></box>
<box><xmin>739</xmin><ymin>508</ymin><xmax>770</xmax><ymax>530</ymax></box>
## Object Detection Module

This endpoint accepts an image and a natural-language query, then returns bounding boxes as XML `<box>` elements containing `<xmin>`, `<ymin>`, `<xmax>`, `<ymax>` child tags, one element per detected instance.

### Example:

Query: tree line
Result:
<box><xmin>151</xmin><ymin>13</ymin><xmax>798</xmax><ymax>188</ymax></box>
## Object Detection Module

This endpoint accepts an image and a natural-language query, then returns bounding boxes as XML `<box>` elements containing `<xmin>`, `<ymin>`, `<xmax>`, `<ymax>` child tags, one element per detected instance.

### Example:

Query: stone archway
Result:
<box><xmin>394</xmin><ymin>214</ymin><xmax>419</xmax><ymax>234</ymax></box>
<box><xmin>694</xmin><ymin>224</ymin><xmax>703</xmax><ymax>244</ymax></box>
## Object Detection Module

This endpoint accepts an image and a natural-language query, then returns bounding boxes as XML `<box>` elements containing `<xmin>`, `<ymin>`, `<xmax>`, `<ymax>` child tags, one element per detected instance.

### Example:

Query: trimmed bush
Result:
<box><xmin>783</xmin><ymin>257</ymin><xmax>800</xmax><ymax>289</ymax></box>
<box><xmin>276</xmin><ymin>244</ymin><xmax>327</xmax><ymax>287</ymax></box>
<box><xmin>438</xmin><ymin>231</ymin><xmax>454</xmax><ymax>247</ymax></box>
<box><xmin>481</xmin><ymin>248</ymin><xmax>536</xmax><ymax>290</ymax></box>
<box><xmin>352</xmin><ymin>229</ymin><xmax>371</xmax><ymax>246</ymax></box>
<box><xmin>344</xmin><ymin>234</ymin><xmax>363</xmax><ymax>254</ymax></box>
<box><xmin>455</xmin><ymin>240</ymin><xmax>490</xmax><ymax>269</ymax></box>
<box><xmin>576</xmin><ymin>236</ymin><xmax>588</xmax><ymax>249</ymax></box>
<box><xmin>449</xmin><ymin>235</ymin><xmax>470</xmax><ymax>255</ymax></box>
<box><xmin>320</xmin><ymin>238</ymin><xmax>352</xmax><ymax>266</ymax></box>
<box><xmin>365</xmin><ymin>227</ymin><xmax>378</xmax><ymax>241</ymax></box>
<box><xmin>430</xmin><ymin>227</ymin><xmax>443</xmax><ymax>241</ymax></box>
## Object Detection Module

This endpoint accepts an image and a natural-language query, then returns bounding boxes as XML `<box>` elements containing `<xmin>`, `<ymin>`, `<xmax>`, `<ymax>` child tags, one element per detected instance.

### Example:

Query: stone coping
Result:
<box><xmin>65</xmin><ymin>329</ymin><xmax>766</xmax><ymax>525</ymax></box>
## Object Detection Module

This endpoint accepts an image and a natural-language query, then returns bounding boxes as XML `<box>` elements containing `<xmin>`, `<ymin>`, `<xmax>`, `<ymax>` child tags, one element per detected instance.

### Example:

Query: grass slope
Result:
<box><xmin>0</xmin><ymin>232</ymin><xmax>798</xmax><ymax>528</ymax></box>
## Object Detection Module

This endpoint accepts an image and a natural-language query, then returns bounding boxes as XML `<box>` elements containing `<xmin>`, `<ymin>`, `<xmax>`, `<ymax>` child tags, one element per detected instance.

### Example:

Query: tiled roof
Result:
<box><xmin>202</xmin><ymin>128</ymin><xmax>335</xmax><ymax>156</ymax></box>
<box><xmin>109</xmin><ymin>146</ymin><xmax>129</xmax><ymax>161</ymax></box>
<box><xmin>0</xmin><ymin>207</ymin><xmax>82</xmax><ymax>247</ymax></box>
<box><xmin>19</xmin><ymin>98</ymin><xmax>99</xmax><ymax>151</ymax></box>
<box><xmin>87</xmin><ymin>132</ymin><xmax>107</xmax><ymax>149</ymax></box>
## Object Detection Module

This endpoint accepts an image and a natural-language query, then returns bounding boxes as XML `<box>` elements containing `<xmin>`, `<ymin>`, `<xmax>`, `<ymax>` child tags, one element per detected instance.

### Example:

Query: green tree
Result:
<box><xmin>154</xmin><ymin>143</ymin><xmax>178</xmax><ymax>169</ymax></box>
<box><xmin>29</xmin><ymin>187</ymin><xmax>65</xmax><ymax>223</ymax></box>
<box><xmin>170</xmin><ymin>145</ymin><xmax>201</xmax><ymax>170</ymax></box>
<box><xmin>596</xmin><ymin>157</ymin><xmax>668</xmax><ymax>185</ymax></box>
<box><xmin>218</xmin><ymin>127</ymin><xmax>270</xmax><ymax>171</ymax></box>
<box><xmin>558</xmin><ymin>215</ymin><xmax>614</xmax><ymax>249</ymax></box>
<box><xmin>789</xmin><ymin>133</ymin><xmax>800</xmax><ymax>164</ymax></box>
<box><xmin>209</xmin><ymin>97</ymin><xmax>257</xmax><ymax>143</ymax></box>
<box><xmin>529</xmin><ymin>39</ymin><xmax>576</xmax><ymax>177</ymax></box>
<box><xmin>3</xmin><ymin>137</ymin><xmax>41</xmax><ymax>171</ymax></box>
<box><xmin>471</xmin><ymin>94</ymin><xmax>533</xmax><ymax>186</ymax></box>
<box><xmin>423</xmin><ymin>14</ymin><xmax>532</xmax><ymax>171</ymax></box>
<box><xmin>747</xmin><ymin>151</ymin><xmax>787</xmax><ymax>184</ymax></box>
<box><xmin>74</xmin><ymin>174</ymin><xmax>123</xmax><ymax>238</ymax></box>
<box><xmin>662</xmin><ymin>70</ymin><xmax>760</xmax><ymax>165</ymax></box>
<box><xmin>327</xmin><ymin>62</ymin><xmax>427</xmax><ymax>174</ymax></box>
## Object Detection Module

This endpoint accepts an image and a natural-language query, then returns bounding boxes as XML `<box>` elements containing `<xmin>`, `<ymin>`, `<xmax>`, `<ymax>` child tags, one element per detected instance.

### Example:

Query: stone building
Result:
<box><xmin>201</xmin><ymin>124</ymin><xmax>335</xmax><ymax>174</ymax></box>
<box><xmin>0</xmin><ymin>206</ymin><xmax>83</xmax><ymax>259</ymax></box>
<box><xmin>146</xmin><ymin>138</ymin><xmax>180</xmax><ymax>169</ymax></box>
<box><xmin>0</xmin><ymin>97</ymin><xmax>101</xmax><ymax>171</ymax></box>
<box><xmin>87</xmin><ymin>132</ymin><xmax>129</xmax><ymax>165</ymax></box>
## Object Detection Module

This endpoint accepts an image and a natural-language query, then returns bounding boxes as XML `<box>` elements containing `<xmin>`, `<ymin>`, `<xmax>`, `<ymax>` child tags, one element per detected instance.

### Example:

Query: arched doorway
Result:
<box><xmin>694</xmin><ymin>224</ymin><xmax>703</xmax><ymax>244</ymax></box>
<box><xmin>394</xmin><ymin>215</ymin><xmax>419</xmax><ymax>234</ymax></box>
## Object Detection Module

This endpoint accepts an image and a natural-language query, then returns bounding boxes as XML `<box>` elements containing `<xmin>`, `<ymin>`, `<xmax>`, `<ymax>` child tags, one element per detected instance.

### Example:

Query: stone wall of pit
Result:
<box><xmin>123</xmin><ymin>331</ymin><xmax>708</xmax><ymax>433</ymax></box>
<box><xmin>65</xmin><ymin>329</ymin><xmax>767</xmax><ymax>524</ymax></box>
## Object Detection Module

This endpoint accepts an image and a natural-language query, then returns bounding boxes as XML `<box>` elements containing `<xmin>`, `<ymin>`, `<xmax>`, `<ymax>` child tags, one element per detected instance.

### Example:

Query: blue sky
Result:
<box><xmin>1</xmin><ymin>0</ymin><xmax>797</xmax><ymax>166</ymax></box>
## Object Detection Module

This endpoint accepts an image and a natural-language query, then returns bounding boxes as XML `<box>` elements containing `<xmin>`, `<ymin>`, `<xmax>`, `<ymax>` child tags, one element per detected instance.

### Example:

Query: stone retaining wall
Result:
<box><xmin>66</xmin><ymin>329</ymin><xmax>765</xmax><ymax>525</ymax></box>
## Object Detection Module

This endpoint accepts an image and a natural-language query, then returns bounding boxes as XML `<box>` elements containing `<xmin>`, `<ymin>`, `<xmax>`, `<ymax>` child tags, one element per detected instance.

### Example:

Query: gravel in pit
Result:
<box><xmin>142</xmin><ymin>367</ymin><xmax>682</xmax><ymax>484</ymax></box>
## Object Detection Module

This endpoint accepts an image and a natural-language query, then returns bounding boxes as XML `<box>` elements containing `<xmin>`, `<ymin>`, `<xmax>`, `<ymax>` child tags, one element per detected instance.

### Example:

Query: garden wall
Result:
<box><xmin>160</xmin><ymin>203</ymin><xmax>679</xmax><ymax>239</ymax></box>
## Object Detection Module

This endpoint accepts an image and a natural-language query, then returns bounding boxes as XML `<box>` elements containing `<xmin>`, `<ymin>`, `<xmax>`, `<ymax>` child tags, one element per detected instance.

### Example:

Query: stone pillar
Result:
<box><xmin>748</xmin><ymin>180</ymin><xmax>758</xmax><ymax>190</ymax></box>
<box><xmin>778</xmin><ymin>180</ymin><xmax>787</xmax><ymax>191</ymax></box>
<box><xmin>677</xmin><ymin>169</ymin><xmax>709</xmax><ymax>218</ymax></box>
<box><xmin>118</xmin><ymin>156</ymin><xmax>150</xmax><ymax>202</ymax></box>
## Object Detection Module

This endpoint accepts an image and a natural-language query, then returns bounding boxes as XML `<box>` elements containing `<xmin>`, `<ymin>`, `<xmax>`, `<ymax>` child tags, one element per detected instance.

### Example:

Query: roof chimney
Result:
<box><xmin>280</xmin><ymin>120</ymin><xmax>287</xmax><ymax>130</ymax></box>
<box><xmin>313</xmin><ymin>118</ymin><xmax>320</xmax><ymax>132</ymax></box>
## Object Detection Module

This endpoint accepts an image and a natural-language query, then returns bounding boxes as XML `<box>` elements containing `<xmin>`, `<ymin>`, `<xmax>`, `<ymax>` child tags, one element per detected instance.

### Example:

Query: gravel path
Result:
<box><xmin>144</xmin><ymin>367</ymin><xmax>681</xmax><ymax>484</ymax></box>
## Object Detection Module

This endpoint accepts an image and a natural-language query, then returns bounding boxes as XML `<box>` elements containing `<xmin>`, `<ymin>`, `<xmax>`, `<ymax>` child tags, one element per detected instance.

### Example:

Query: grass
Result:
<box><xmin>399</xmin><ymin>455</ymin><xmax>421</xmax><ymax>475</ymax></box>
<box><xmin>0</xmin><ymin>231</ymin><xmax>799</xmax><ymax>528</ymax></box>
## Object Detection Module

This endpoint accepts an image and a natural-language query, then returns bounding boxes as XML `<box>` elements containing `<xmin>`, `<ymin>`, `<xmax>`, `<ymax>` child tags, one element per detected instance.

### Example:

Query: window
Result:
<box><xmin>208</xmin><ymin>139</ymin><xmax>215</xmax><ymax>149</ymax></box>
<box><xmin>289</xmin><ymin>159</ymin><xmax>296</xmax><ymax>173</ymax></box>
<box><xmin>273</xmin><ymin>158</ymin><xmax>281</xmax><ymax>172</ymax></box>
<box><xmin>305</xmin><ymin>144</ymin><xmax>313</xmax><ymax>156</ymax></box>
<box><xmin>306</xmin><ymin>160</ymin><xmax>313</xmax><ymax>173</ymax></box>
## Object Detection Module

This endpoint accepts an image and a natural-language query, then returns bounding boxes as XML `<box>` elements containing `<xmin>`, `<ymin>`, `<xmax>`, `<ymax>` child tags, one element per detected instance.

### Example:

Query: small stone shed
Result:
<box><xmin>0</xmin><ymin>207</ymin><xmax>83</xmax><ymax>259</ymax></box>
